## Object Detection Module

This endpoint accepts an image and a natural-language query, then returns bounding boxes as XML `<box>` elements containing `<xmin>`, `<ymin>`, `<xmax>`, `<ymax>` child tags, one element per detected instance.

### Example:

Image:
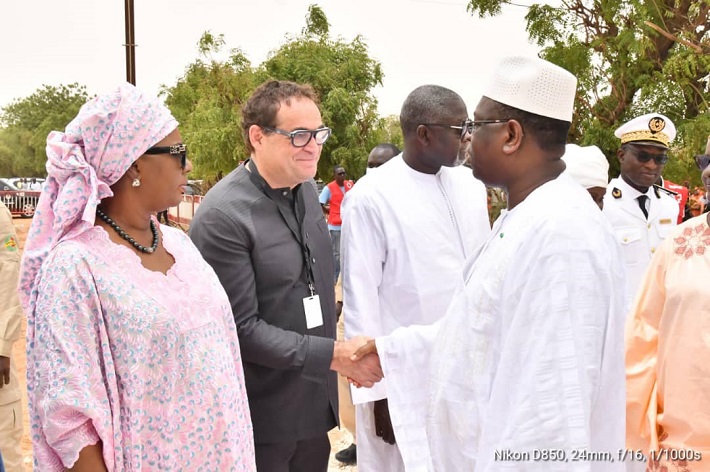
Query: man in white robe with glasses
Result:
<box><xmin>351</xmin><ymin>56</ymin><xmax>626</xmax><ymax>471</ymax></box>
<box><xmin>340</xmin><ymin>84</ymin><xmax>490</xmax><ymax>471</ymax></box>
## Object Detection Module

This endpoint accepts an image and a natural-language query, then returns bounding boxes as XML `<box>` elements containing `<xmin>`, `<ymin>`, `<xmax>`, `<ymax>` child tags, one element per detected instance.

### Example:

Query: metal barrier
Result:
<box><xmin>168</xmin><ymin>194</ymin><xmax>202</xmax><ymax>226</ymax></box>
<box><xmin>0</xmin><ymin>190</ymin><xmax>41</xmax><ymax>217</ymax></box>
<box><xmin>0</xmin><ymin>190</ymin><xmax>201</xmax><ymax>222</ymax></box>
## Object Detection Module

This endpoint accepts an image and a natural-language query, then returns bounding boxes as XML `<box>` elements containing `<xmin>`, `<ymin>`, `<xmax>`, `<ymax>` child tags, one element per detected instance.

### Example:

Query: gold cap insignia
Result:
<box><xmin>612</xmin><ymin>188</ymin><xmax>622</xmax><ymax>199</ymax></box>
<box><xmin>649</xmin><ymin>117</ymin><xmax>665</xmax><ymax>133</ymax></box>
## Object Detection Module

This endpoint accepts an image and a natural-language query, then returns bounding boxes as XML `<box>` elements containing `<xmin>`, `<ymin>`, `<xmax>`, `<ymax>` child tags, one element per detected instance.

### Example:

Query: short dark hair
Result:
<box><xmin>400</xmin><ymin>85</ymin><xmax>463</xmax><ymax>136</ymax></box>
<box><xmin>371</xmin><ymin>143</ymin><xmax>401</xmax><ymax>156</ymax></box>
<box><xmin>490</xmin><ymin>100</ymin><xmax>570</xmax><ymax>152</ymax></box>
<box><xmin>241</xmin><ymin>80</ymin><xmax>320</xmax><ymax>153</ymax></box>
<box><xmin>333</xmin><ymin>165</ymin><xmax>345</xmax><ymax>173</ymax></box>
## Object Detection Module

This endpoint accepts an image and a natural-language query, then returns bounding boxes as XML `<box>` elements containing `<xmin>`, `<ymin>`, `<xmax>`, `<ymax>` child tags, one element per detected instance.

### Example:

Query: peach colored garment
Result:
<box><xmin>626</xmin><ymin>213</ymin><xmax>710</xmax><ymax>471</ymax></box>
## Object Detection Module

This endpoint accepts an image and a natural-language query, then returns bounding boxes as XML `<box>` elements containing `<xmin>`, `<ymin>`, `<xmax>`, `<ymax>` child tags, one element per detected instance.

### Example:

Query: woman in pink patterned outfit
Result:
<box><xmin>18</xmin><ymin>83</ymin><xmax>255</xmax><ymax>471</ymax></box>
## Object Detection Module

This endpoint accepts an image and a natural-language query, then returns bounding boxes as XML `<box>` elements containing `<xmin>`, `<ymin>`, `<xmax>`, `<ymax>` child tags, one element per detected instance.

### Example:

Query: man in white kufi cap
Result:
<box><xmin>562</xmin><ymin>143</ymin><xmax>610</xmax><ymax>209</ymax></box>
<box><xmin>602</xmin><ymin>113</ymin><xmax>680</xmax><ymax>312</ymax></box>
<box><xmin>349</xmin><ymin>55</ymin><xmax>626</xmax><ymax>471</ymax></box>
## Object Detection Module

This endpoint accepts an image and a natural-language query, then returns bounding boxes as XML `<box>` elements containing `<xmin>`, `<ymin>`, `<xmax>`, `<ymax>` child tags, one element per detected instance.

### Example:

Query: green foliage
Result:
<box><xmin>302</xmin><ymin>4</ymin><xmax>330</xmax><ymax>37</ymax></box>
<box><xmin>263</xmin><ymin>29</ymin><xmax>384</xmax><ymax>179</ymax></box>
<box><xmin>161</xmin><ymin>32</ymin><xmax>259</xmax><ymax>182</ymax></box>
<box><xmin>162</xmin><ymin>6</ymin><xmax>388</xmax><ymax>182</ymax></box>
<box><xmin>467</xmin><ymin>0</ymin><xmax>710</xmax><ymax>186</ymax></box>
<box><xmin>0</xmin><ymin>83</ymin><xmax>90</xmax><ymax>177</ymax></box>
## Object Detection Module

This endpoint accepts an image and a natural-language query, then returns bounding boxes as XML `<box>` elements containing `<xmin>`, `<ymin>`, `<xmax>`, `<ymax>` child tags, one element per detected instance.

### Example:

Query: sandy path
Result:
<box><xmin>11</xmin><ymin>217</ymin><xmax>356</xmax><ymax>471</ymax></box>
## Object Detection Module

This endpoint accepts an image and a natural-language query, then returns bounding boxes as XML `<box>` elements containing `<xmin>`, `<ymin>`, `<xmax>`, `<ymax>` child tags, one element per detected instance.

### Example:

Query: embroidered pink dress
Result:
<box><xmin>626</xmin><ymin>214</ymin><xmax>710</xmax><ymax>472</ymax></box>
<box><xmin>27</xmin><ymin>223</ymin><xmax>255</xmax><ymax>471</ymax></box>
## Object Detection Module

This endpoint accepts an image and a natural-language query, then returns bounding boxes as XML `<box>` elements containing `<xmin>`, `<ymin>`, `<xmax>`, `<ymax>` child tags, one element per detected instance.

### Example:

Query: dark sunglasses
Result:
<box><xmin>627</xmin><ymin>146</ymin><xmax>669</xmax><ymax>165</ymax></box>
<box><xmin>422</xmin><ymin>119</ymin><xmax>474</xmax><ymax>140</ymax></box>
<box><xmin>262</xmin><ymin>126</ymin><xmax>332</xmax><ymax>148</ymax></box>
<box><xmin>145</xmin><ymin>143</ymin><xmax>187</xmax><ymax>168</ymax></box>
<box><xmin>695</xmin><ymin>154</ymin><xmax>710</xmax><ymax>170</ymax></box>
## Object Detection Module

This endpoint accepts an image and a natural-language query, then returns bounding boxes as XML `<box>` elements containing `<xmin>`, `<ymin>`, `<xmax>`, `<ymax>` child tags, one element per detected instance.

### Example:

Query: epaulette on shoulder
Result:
<box><xmin>653</xmin><ymin>184</ymin><xmax>678</xmax><ymax>198</ymax></box>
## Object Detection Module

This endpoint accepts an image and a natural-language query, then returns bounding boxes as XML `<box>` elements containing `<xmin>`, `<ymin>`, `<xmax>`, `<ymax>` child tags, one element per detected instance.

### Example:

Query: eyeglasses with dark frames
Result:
<box><xmin>262</xmin><ymin>126</ymin><xmax>332</xmax><ymax>148</ymax></box>
<box><xmin>470</xmin><ymin>119</ymin><xmax>511</xmax><ymax>132</ymax></box>
<box><xmin>695</xmin><ymin>154</ymin><xmax>710</xmax><ymax>170</ymax></box>
<box><xmin>422</xmin><ymin>119</ymin><xmax>474</xmax><ymax>140</ymax></box>
<box><xmin>144</xmin><ymin>143</ymin><xmax>187</xmax><ymax>168</ymax></box>
<box><xmin>626</xmin><ymin>145</ymin><xmax>669</xmax><ymax>165</ymax></box>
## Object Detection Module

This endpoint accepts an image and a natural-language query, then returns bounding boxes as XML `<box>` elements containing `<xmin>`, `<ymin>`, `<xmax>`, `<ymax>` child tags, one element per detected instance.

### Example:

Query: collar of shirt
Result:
<box><xmin>615</xmin><ymin>177</ymin><xmax>655</xmax><ymax>200</ymax></box>
<box><xmin>245</xmin><ymin>158</ymin><xmax>300</xmax><ymax>205</ymax></box>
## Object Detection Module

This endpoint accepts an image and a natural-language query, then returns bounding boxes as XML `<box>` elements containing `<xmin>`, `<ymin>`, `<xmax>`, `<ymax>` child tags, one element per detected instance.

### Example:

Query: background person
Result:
<box><xmin>19</xmin><ymin>83</ymin><xmax>256</xmax><ymax>471</ymax></box>
<box><xmin>366</xmin><ymin>143</ymin><xmax>401</xmax><ymax>172</ymax></box>
<box><xmin>320</xmin><ymin>165</ymin><xmax>354</xmax><ymax>283</ymax></box>
<box><xmin>561</xmin><ymin>143</ymin><xmax>610</xmax><ymax>209</ymax></box>
<box><xmin>28</xmin><ymin>178</ymin><xmax>41</xmax><ymax>191</ymax></box>
<box><xmin>699</xmin><ymin>136</ymin><xmax>710</xmax><ymax>213</ymax></box>
<box><xmin>0</xmin><ymin>200</ymin><xmax>23</xmax><ymax>472</ymax></box>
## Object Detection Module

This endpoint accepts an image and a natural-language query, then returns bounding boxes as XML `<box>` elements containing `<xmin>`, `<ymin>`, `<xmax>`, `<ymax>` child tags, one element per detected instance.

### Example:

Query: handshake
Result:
<box><xmin>330</xmin><ymin>336</ymin><xmax>382</xmax><ymax>388</ymax></box>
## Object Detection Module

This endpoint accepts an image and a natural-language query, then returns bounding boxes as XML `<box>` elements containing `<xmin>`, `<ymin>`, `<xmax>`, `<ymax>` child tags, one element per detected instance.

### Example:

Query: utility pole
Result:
<box><xmin>124</xmin><ymin>0</ymin><xmax>136</xmax><ymax>84</ymax></box>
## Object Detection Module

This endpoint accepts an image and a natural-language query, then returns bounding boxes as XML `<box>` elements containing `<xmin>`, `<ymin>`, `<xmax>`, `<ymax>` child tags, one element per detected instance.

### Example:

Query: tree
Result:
<box><xmin>162</xmin><ymin>5</ymin><xmax>388</xmax><ymax>182</ymax></box>
<box><xmin>0</xmin><ymin>83</ymin><xmax>90</xmax><ymax>176</ymax></box>
<box><xmin>263</xmin><ymin>4</ymin><xmax>385</xmax><ymax>179</ymax></box>
<box><xmin>162</xmin><ymin>32</ymin><xmax>260</xmax><ymax>182</ymax></box>
<box><xmin>466</xmin><ymin>0</ymin><xmax>710</xmax><ymax>186</ymax></box>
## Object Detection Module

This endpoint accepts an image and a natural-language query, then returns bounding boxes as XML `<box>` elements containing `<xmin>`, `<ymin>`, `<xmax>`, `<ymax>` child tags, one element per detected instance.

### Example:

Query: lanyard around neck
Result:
<box><xmin>247</xmin><ymin>159</ymin><xmax>318</xmax><ymax>296</ymax></box>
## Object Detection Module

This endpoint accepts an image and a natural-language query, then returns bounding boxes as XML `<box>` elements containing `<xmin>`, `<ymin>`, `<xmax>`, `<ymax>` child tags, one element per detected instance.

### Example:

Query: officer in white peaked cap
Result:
<box><xmin>602</xmin><ymin>112</ymin><xmax>680</xmax><ymax>319</ymax></box>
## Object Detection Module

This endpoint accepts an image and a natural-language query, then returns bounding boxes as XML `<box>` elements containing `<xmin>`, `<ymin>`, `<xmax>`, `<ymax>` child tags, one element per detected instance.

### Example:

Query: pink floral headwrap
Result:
<box><xmin>18</xmin><ymin>82</ymin><xmax>178</xmax><ymax>310</ymax></box>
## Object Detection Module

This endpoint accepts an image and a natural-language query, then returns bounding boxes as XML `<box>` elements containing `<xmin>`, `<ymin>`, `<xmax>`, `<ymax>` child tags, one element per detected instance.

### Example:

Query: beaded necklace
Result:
<box><xmin>96</xmin><ymin>208</ymin><xmax>159</xmax><ymax>254</ymax></box>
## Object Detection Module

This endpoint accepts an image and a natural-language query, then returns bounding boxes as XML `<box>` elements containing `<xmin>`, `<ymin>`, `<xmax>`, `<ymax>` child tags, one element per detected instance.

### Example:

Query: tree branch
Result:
<box><xmin>643</xmin><ymin>20</ymin><xmax>703</xmax><ymax>53</ymax></box>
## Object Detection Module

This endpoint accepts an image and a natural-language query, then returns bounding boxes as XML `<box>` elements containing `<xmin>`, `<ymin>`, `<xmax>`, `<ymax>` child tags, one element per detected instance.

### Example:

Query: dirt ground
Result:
<box><xmin>10</xmin><ymin>217</ymin><xmax>356</xmax><ymax>471</ymax></box>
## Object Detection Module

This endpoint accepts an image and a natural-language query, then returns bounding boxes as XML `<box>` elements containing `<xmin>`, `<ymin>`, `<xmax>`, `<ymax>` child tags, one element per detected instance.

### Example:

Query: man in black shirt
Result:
<box><xmin>189</xmin><ymin>80</ymin><xmax>382</xmax><ymax>471</ymax></box>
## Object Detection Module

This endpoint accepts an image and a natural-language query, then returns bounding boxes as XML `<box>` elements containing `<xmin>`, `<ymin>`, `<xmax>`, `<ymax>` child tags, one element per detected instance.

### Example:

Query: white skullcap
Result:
<box><xmin>562</xmin><ymin>144</ymin><xmax>609</xmax><ymax>189</ymax></box>
<box><xmin>482</xmin><ymin>56</ymin><xmax>578</xmax><ymax>122</ymax></box>
<box><xmin>614</xmin><ymin>113</ymin><xmax>676</xmax><ymax>149</ymax></box>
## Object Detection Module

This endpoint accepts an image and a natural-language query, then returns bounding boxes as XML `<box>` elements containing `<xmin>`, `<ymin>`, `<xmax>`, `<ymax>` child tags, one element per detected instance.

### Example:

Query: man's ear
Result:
<box><xmin>415</xmin><ymin>125</ymin><xmax>430</xmax><ymax>146</ymax></box>
<box><xmin>617</xmin><ymin>148</ymin><xmax>625</xmax><ymax>164</ymax></box>
<box><xmin>249</xmin><ymin>124</ymin><xmax>265</xmax><ymax>150</ymax></box>
<box><xmin>501</xmin><ymin>120</ymin><xmax>524</xmax><ymax>156</ymax></box>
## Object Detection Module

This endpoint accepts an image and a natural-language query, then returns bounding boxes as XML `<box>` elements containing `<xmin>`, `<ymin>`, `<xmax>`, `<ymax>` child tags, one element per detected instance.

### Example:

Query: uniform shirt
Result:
<box><xmin>0</xmin><ymin>201</ymin><xmax>22</xmax><ymax>406</ymax></box>
<box><xmin>602</xmin><ymin>177</ymin><xmax>679</xmax><ymax>307</ymax></box>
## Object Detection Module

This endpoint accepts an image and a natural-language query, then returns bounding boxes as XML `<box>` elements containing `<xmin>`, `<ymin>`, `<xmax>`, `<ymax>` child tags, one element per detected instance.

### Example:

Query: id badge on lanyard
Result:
<box><xmin>303</xmin><ymin>290</ymin><xmax>323</xmax><ymax>329</ymax></box>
